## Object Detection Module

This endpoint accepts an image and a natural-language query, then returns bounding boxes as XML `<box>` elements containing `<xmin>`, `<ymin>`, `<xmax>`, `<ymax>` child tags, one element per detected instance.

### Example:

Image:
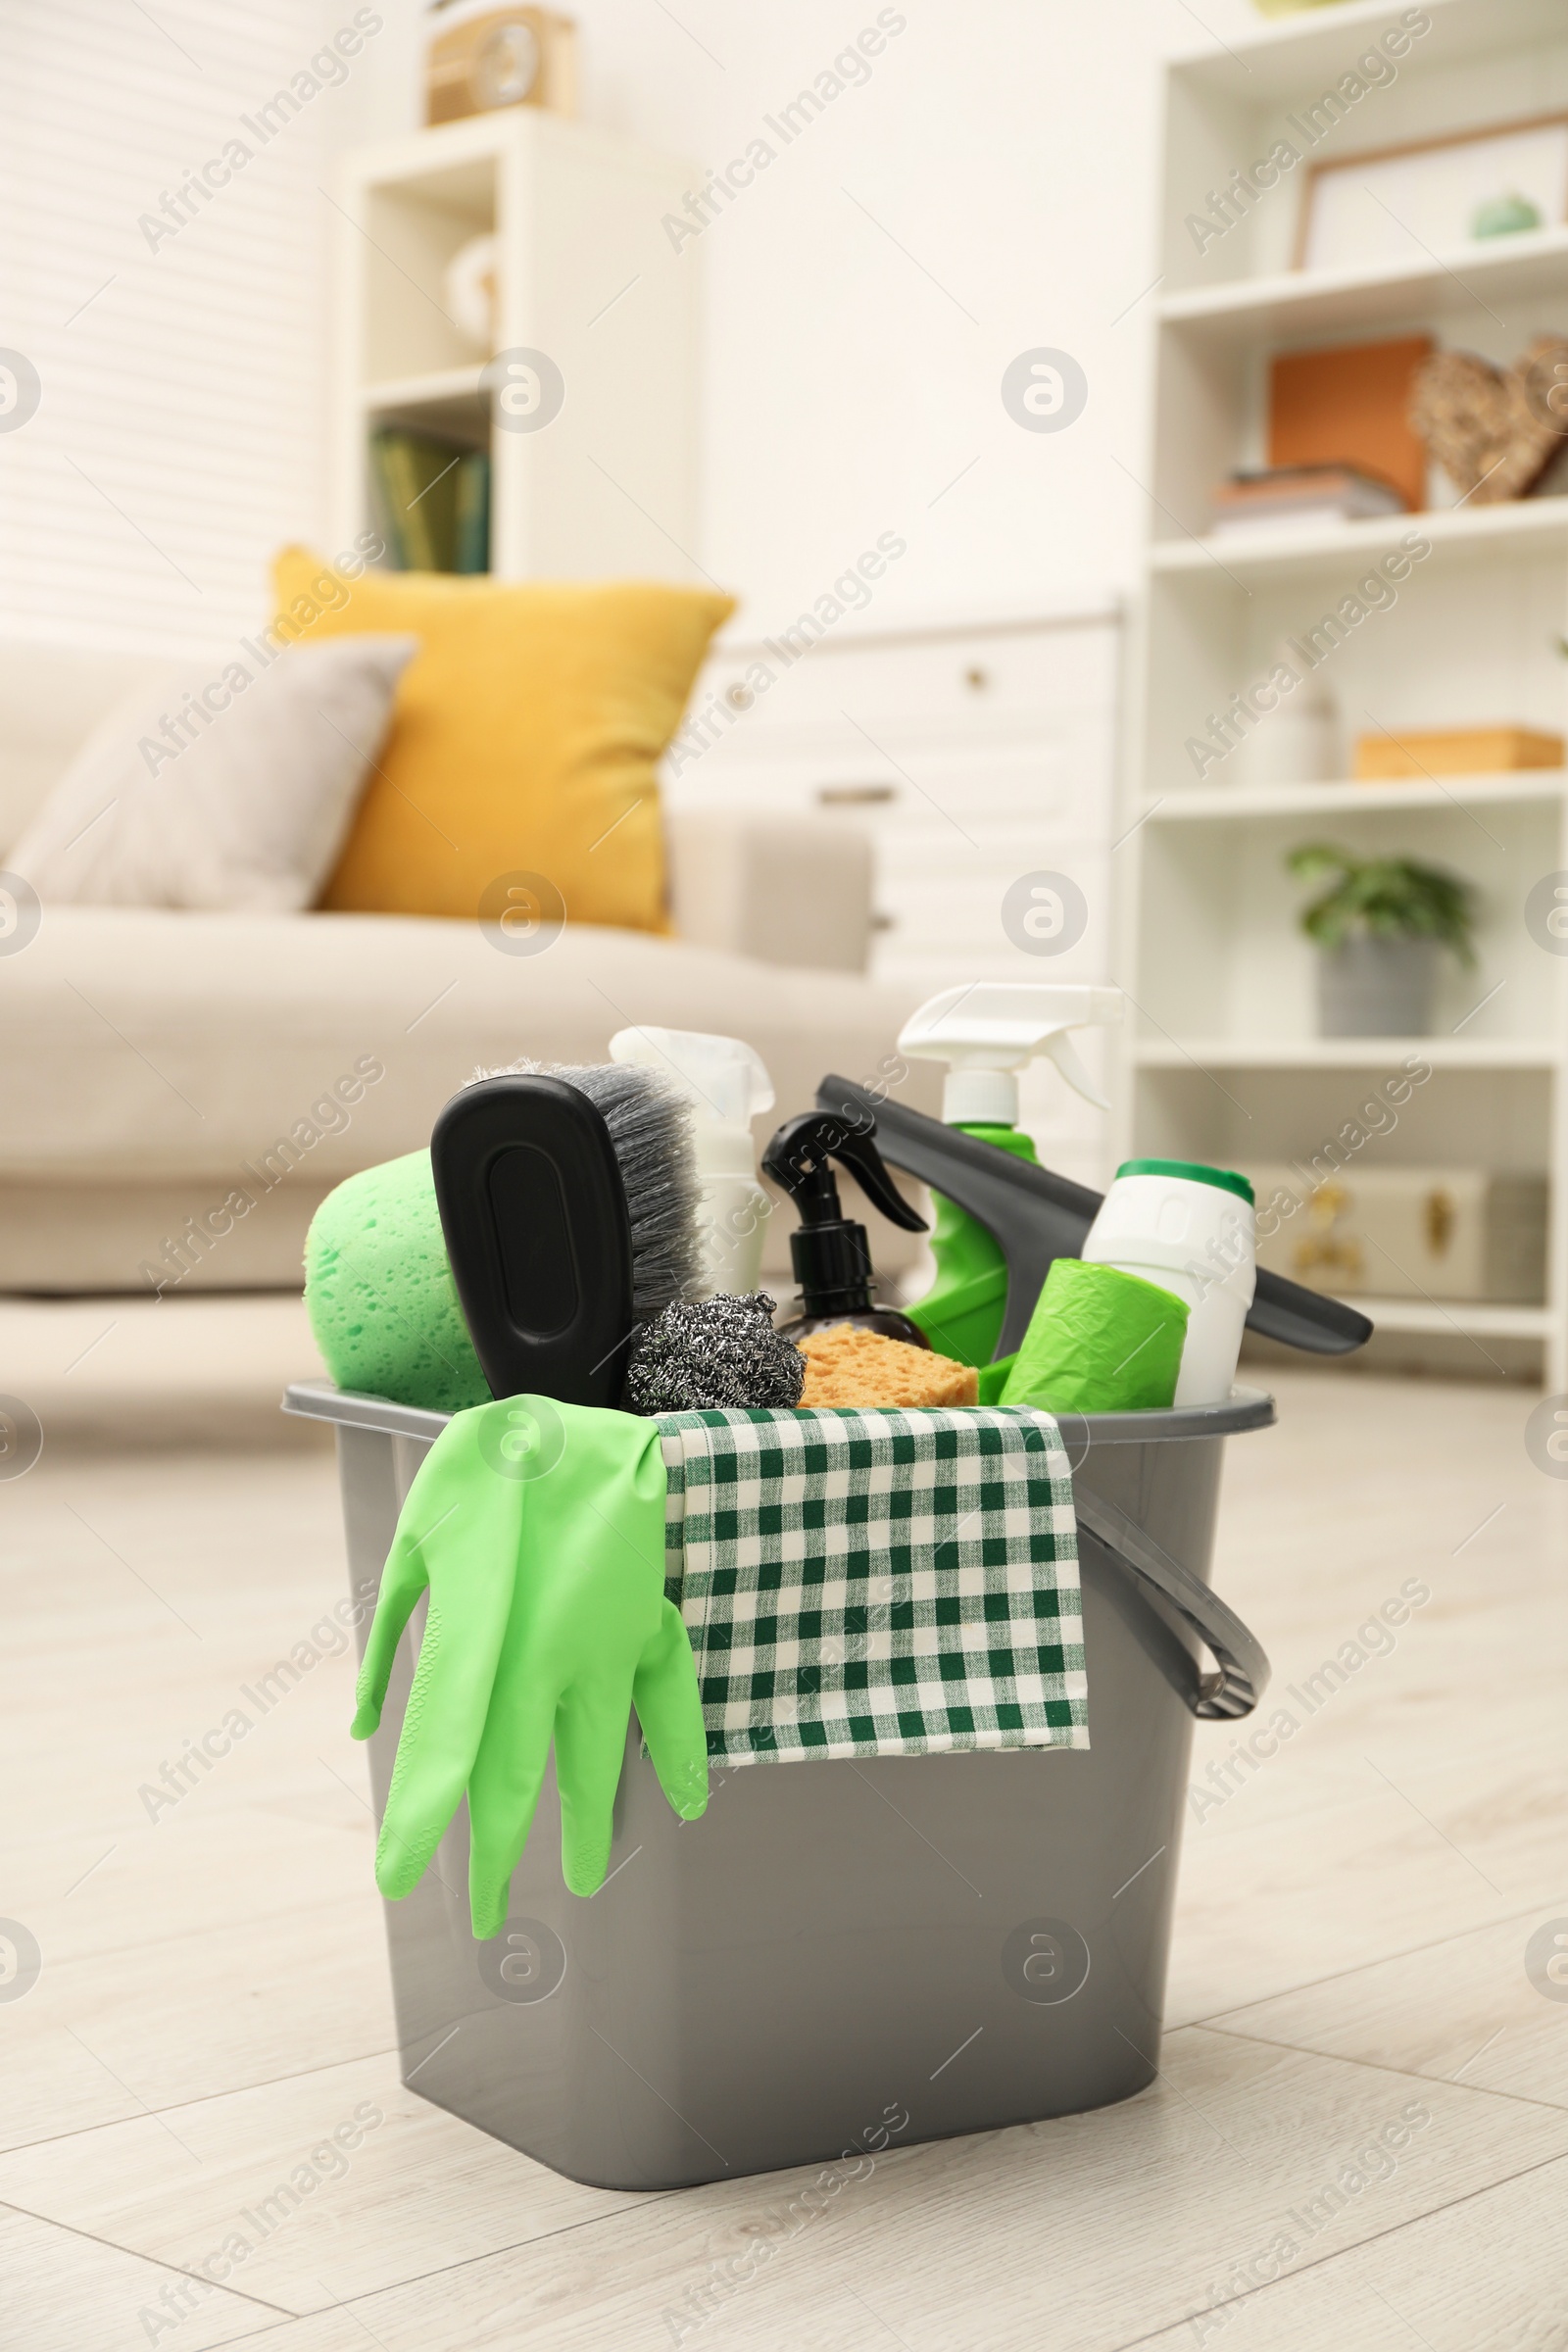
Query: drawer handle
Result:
<box><xmin>964</xmin><ymin>665</ymin><xmax>990</xmax><ymax>692</ymax></box>
<box><xmin>870</xmin><ymin>910</ymin><xmax>898</xmax><ymax>931</ymax></box>
<box><xmin>817</xmin><ymin>783</ymin><xmax>897</xmax><ymax>806</ymax></box>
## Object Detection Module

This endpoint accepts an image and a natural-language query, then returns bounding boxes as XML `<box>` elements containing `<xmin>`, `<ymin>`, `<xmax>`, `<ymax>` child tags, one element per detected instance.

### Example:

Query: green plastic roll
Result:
<box><xmin>1001</xmin><ymin>1255</ymin><xmax>1189</xmax><ymax>1415</ymax></box>
<box><xmin>304</xmin><ymin>1151</ymin><xmax>490</xmax><ymax>1415</ymax></box>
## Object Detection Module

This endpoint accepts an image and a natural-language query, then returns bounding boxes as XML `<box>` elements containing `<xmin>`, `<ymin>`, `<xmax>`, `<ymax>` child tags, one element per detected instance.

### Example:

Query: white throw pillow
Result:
<box><xmin>9</xmin><ymin>634</ymin><xmax>417</xmax><ymax>911</ymax></box>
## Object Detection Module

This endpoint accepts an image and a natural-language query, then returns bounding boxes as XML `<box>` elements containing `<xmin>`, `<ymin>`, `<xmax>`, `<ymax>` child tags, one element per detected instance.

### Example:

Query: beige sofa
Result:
<box><xmin>0</xmin><ymin>644</ymin><xmax>939</xmax><ymax>1296</ymax></box>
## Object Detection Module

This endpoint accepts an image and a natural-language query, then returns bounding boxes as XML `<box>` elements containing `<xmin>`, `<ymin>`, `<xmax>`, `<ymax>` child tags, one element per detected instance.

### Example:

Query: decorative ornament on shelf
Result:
<box><xmin>1408</xmin><ymin>334</ymin><xmax>1568</xmax><ymax>505</ymax></box>
<box><xmin>1472</xmin><ymin>191</ymin><xmax>1544</xmax><ymax>239</ymax></box>
<box><xmin>1234</xmin><ymin>639</ymin><xmax>1340</xmax><ymax>787</ymax></box>
<box><xmin>425</xmin><ymin>2</ymin><xmax>577</xmax><ymax>127</ymax></box>
<box><xmin>444</xmin><ymin>233</ymin><xmax>499</xmax><ymax>352</ymax></box>
<box><xmin>1286</xmin><ymin>844</ymin><xmax>1477</xmax><ymax>1038</ymax></box>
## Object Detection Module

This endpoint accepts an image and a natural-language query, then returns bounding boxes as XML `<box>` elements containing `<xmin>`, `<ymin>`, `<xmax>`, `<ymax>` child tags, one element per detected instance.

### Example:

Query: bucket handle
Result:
<box><xmin>1073</xmin><ymin>1487</ymin><xmax>1270</xmax><ymax>1721</ymax></box>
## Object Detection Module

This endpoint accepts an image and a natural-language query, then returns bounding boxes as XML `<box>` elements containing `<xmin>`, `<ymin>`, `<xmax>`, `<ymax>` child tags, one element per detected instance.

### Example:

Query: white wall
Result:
<box><xmin>0</xmin><ymin>0</ymin><xmax>392</xmax><ymax>654</ymax></box>
<box><xmin>0</xmin><ymin>0</ymin><xmax>1287</xmax><ymax>652</ymax></box>
<box><xmin>347</xmin><ymin>0</ymin><xmax>1278</xmax><ymax>635</ymax></box>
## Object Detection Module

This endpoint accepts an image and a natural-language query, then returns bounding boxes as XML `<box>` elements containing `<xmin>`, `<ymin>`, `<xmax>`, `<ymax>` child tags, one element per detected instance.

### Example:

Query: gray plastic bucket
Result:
<box><xmin>284</xmin><ymin>1380</ymin><xmax>1274</xmax><ymax>2191</ymax></box>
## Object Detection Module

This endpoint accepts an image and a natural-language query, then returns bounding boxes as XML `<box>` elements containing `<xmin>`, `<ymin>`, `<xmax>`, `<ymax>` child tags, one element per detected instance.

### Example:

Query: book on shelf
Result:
<box><xmin>454</xmin><ymin>443</ymin><xmax>490</xmax><ymax>575</ymax></box>
<box><xmin>368</xmin><ymin>427</ymin><xmax>491</xmax><ymax>572</ymax></box>
<box><xmin>1208</xmin><ymin>464</ymin><xmax>1408</xmax><ymax>535</ymax></box>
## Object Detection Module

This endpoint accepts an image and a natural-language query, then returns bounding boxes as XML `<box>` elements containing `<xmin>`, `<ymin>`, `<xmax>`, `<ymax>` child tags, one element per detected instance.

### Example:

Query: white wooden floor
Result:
<box><xmin>4</xmin><ymin>1298</ymin><xmax>1566</xmax><ymax>2350</ymax></box>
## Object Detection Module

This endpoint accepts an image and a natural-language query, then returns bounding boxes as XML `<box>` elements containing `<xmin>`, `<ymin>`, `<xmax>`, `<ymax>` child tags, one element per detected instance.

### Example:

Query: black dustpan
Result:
<box><xmin>818</xmin><ymin>1075</ymin><xmax>1373</xmax><ymax>1360</ymax></box>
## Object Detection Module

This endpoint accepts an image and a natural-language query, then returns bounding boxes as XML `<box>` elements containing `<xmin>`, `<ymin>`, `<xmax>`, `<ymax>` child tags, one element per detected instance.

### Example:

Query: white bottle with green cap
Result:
<box><xmin>1081</xmin><ymin>1159</ymin><xmax>1256</xmax><ymax>1407</ymax></box>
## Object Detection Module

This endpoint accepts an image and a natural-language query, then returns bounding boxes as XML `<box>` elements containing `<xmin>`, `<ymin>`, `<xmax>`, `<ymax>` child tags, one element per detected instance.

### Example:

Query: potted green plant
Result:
<box><xmin>1285</xmin><ymin>843</ymin><xmax>1476</xmax><ymax>1037</ymax></box>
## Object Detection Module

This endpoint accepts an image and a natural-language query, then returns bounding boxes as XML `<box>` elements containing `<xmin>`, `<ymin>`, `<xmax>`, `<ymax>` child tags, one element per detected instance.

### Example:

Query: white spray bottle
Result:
<box><xmin>896</xmin><ymin>982</ymin><xmax>1123</xmax><ymax>1363</ymax></box>
<box><xmin>609</xmin><ymin>1027</ymin><xmax>774</xmax><ymax>1298</ymax></box>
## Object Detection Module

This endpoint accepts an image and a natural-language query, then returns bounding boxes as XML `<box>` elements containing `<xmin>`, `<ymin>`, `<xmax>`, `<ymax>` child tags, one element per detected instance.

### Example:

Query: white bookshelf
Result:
<box><xmin>330</xmin><ymin>112</ymin><xmax>700</xmax><ymax>579</ymax></box>
<box><xmin>1348</xmin><ymin>1297</ymin><xmax>1552</xmax><ymax>1341</ymax></box>
<box><xmin>1160</xmin><ymin>226</ymin><xmax>1568</xmax><ymax>341</ymax></box>
<box><xmin>1151</xmin><ymin>497</ymin><xmax>1568</xmax><ymax>575</ymax></box>
<box><xmin>1119</xmin><ymin>0</ymin><xmax>1568</xmax><ymax>1387</ymax></box>
<box><xmin>1148</xmin><ymin>771</ymin><xmax>1568</xmax><ymax>819</ymax></box>
<box><xmin>1133</xmin><ymin>1039</ymin><xmax>1558</xmax><ymax>1070</ymax></box>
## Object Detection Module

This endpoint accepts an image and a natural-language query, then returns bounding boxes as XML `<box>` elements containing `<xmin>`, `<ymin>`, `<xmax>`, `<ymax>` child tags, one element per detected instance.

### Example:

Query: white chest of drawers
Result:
<box><xmin>663</xmin><ymin>600</ymin><xmax>1123</xmax><ymax>1187</ymax></box>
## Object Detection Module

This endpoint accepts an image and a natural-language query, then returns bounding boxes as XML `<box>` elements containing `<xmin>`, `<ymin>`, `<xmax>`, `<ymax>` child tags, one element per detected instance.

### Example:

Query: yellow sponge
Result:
<box><xmin>304</xmin><ymin>1152</ymin><xmax>490</xmax><ymax>1414</ymax></box>
<box><xmin>796</xmin><ymin>1324</ymin><xmax>979</xmax><ymax>1410</ymax></box>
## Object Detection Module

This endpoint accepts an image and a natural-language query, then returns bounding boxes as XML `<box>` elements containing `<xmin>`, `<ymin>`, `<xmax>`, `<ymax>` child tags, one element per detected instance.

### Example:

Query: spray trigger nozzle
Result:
<box><xmin>1042</xmin><ymin>1031</ymin><xmax>1109</xmax><ymax>1112</ymax></box>
<box><xmin>898</xmin><ymin>981</ymin><xmax>1123</xmax><ymax>1126</ymax></box>
<box><xmin>760</xmin><ymin>1111</ymin><xmax>928</xmax><ymax>1232</ymax></box>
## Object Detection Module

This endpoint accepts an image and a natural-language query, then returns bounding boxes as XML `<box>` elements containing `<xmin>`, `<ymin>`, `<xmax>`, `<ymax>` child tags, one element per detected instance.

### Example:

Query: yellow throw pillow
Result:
<box><xmin>270</xmin><ymin>548</ymin><xmax>733</xmax><ymax>929</ymax></box>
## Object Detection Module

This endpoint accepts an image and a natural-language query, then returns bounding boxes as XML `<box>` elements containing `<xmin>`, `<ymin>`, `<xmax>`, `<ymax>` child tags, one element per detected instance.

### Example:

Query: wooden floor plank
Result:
<box><xmin>2</xmin><ymin>1333</ymin><xmax>1562</xmax><ymax>2349</ymax></box>
<box><xmin>0</xmin><ymin>2202</ymin><xmax>284</xmax><ymax>2352</ymax></box>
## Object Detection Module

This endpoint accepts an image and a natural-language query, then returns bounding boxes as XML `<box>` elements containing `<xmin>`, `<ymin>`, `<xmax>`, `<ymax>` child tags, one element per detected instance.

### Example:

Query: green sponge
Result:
<box><xmin>305</xmin><ymin>1152</ymin><xmax>490</xmax><ymax>1414</ymax></box>
<box><xmin>1001</xmin><ymin>1255</ymin><xmax>1188</xmax><ymax>1415</ymax></box>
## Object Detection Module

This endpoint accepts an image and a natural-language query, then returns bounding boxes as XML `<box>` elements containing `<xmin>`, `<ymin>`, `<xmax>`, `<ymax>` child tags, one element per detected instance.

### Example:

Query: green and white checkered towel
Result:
<box><xmin>654</xmin><ymin>1406</ymin><xmax>1087</xmax><ymax>1764</ymax></box>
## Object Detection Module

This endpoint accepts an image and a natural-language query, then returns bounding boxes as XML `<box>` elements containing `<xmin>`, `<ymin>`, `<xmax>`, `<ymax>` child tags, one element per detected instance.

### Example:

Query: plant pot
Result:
<box><xmin>1316</xmin><ymin>936</ymin><xmax>1437</xmax><ymax>1038</ymax></box>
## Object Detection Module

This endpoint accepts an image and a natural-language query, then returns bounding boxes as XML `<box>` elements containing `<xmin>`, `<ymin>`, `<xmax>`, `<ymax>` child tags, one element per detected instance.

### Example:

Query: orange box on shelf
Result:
<box><xmin>1353</xmin><ymin>726</ymin><xmax>1566</xmax><ymax>780</ymax></box>
<box><xmin>1268</xmin><ymin>336</ymin><xmax>1433</xmax><ymax>514</ymax></box>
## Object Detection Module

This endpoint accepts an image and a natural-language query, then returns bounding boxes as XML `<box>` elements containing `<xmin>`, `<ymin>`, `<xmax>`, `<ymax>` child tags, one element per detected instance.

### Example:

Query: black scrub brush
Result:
<box><xmin>431</xmin><ymin>1059</ymin><xmax>703</xmax><ymax>1408</ymax></box>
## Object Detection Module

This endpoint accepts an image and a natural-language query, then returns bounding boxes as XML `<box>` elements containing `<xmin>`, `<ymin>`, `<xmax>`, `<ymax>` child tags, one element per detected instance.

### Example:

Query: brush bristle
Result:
<box><xmin>472</xmin><ymin>1056</ymin><xmax>703</xmax><ymax>1316</ymax></box>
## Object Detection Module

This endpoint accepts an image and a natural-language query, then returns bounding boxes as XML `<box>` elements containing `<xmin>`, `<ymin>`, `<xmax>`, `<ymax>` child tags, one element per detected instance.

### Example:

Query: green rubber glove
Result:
<box><xmin>350</xmin><ymin>1396</ymin><xmax>708</xmax><ymax>1936</ymax></box>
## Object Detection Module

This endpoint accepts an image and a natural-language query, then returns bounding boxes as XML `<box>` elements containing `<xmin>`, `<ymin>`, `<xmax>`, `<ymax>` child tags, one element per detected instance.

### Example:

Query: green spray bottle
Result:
<box><xmin>898</xmin><ymin>983</ymin><xmax>1123</xmax><ymax>1366</ymax></box>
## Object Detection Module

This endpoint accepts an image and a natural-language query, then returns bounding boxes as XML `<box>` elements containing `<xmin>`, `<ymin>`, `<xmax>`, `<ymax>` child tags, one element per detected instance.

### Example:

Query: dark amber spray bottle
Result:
<box><xmin>761</xmin><ymin>1110</ymin><xmax>932</xmax><ymax>1347</ymax></box>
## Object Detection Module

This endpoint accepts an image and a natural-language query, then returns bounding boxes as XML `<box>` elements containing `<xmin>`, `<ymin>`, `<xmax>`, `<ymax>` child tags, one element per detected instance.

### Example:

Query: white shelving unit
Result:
<box><xmin>330</xmin><ymin>111</ymin><xmax>700</xmax><ymax>579</ymax></box>
<box><xmin>1120</xmin><ymin>0</ymin><xmax>1568</xmax><ymax>1387</ymax></box>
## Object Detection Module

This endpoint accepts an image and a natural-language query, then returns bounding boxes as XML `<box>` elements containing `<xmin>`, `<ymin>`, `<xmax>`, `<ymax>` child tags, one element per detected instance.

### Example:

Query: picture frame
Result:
<box><xmin>1294</xmin><ymin>109</ymin><xmax>1568</xmax><ymax>272</ymax></box>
